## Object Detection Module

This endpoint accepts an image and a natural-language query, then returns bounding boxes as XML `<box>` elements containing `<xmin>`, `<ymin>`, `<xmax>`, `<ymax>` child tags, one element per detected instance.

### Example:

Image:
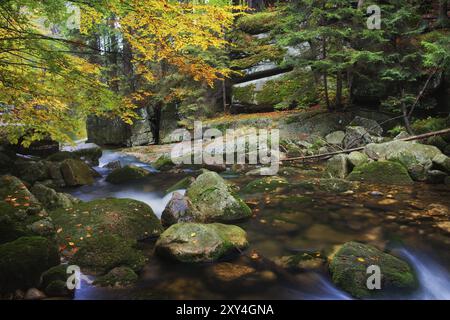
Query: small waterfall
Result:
<box><xmin>399</xmin><ymin>249</ymin><xmax>450</xmax><ymax>300</ymax></box>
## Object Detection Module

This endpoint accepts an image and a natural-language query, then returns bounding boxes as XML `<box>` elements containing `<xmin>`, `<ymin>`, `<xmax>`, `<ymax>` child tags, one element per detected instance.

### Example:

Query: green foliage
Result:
<box><xmin>236</xmin><ymin>11</ymin><xmax>279</xmax><ymax>34</ymax></box>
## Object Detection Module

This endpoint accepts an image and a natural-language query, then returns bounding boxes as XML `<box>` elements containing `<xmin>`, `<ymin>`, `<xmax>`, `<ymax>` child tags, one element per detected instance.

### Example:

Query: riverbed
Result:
<box><xmin>67</xmin><ymin>150</ymin><xmax>450</xmax><ymax>300</ymax></box>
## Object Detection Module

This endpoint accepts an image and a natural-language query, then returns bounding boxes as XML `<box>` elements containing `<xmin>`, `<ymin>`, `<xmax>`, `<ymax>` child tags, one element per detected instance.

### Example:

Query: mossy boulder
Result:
<box><xmin>186</xmin><ymin>171</ymin><xmax>251</xmax><ymax>222</ymax></box>
<box><xmin>152</xmin><ymin>155</ymin><xmax>175</xmax><ymax>171</ymax></box>
<box><xmin>329</xmin><ymin>242</ymin><xmax>417</xmax><ymax>298</ymax></box>
<box><xmin>166</xmin><ymin>176</ymin><xmax>195</xmax><ymax>194</ymax></box>
<box><xmin>106</xmin><ymin>165</ymin><xmax>150</xmax><ymax>184</ymax></box>
<box><xmin>16</xmin><ymin>160</ymin><xmax>50</xmax><ymax>183</ymax></box>
<box><xmin>31</xmin><ymin>183</ymin><xmax>79</xmax><ymax>210</ymax></box>
<box><xmin>347</xmin><ymin>151</ymin><xmax>369</xmax><ymax>168</ymax></box>
<box><xmin>326</xmin><ymin>154</ymin><xmax>350</xmax><ymax>179</ymax></box>
<box><xmin>365</xmin><ymin>140</ymin><xmax>441</xmax><ymax>163</ymax></box>
<box><xmin>433</xmin><ymin>154</ymin><xmax>450</xmax><ymax>174</ymax></box>
<box><xmin>325</xmin><ymin>131</ymin><xmax>345</xmax><ymax>145</ymax></box>
<box><xmin>236</xmin><ymin>11</ymin><xmax>279</xmax><ymax>34</ymax></box>
<box><xmin>49</xmin><ymin>198</ymin><xmax>163</xmax><ymax>248</ymax></box>
<box><xmin>0</xmin><ymin>175</ymin><xmax>43</xmax><ymax>215</ymax></box>
<box><xmin>72</xmin><ymin>235</ymin><xmax>146</xmax><ymax>274</ymax></box>
<box><xmin>60</xmin><ymin>159</ymin><xmax>95</xmax><ymax>186</ymax></box>
<box><xmin>242</xmin><ymin>176</ymin><xmax>289</xmax><ymax>193</ymax></box>
<box><xmin>0</xmin><ymin>236</ymin><xmax>59</xmax><ymax>293</ymax></box>
<box><xmin>347</xmin><ymin>161</ymin><xmax>413</xmax><ymax>185</ymax></box>
<box><xmin>93</xmin><ymin>266</ymin><xmax>138</xmax><ymax>287</ymax></box>
<box><xmin>155</xmin><ymin>223</ymin><xmax>248</xmax><ymax>263</ymax></box>
<box><xmin>41</xmin><ymin>264</ymin><xmax>73</xmax><ymax>297</ymax></box>
<box><xmin>47</xmin><ymin>147</ymin><xmax>102</xmax><ymax>166</ymax></box>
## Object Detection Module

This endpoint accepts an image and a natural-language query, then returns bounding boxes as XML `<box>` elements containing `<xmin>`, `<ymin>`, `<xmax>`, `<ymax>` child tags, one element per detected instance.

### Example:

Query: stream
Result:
<box><xmin>67</xmin><ymin>149</ymin><xmax>450</xmax><ymax>300</ymax></box>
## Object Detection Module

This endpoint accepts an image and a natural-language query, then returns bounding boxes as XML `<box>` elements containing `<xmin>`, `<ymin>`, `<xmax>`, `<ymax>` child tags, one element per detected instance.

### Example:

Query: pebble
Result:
<box><xmin>369</xmin><ymin>191</ymin><xmax>384</xmax><ymax>197</ymax></box>
<box><xmin>24</xmin><ymin>288</ymin><xmax>46</xmax><ymax>300</ymax></box>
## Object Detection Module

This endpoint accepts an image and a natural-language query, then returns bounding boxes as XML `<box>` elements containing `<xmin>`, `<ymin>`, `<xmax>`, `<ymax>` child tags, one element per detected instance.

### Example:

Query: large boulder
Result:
<box><xmin>155</xmin><ymin>223</ymin><xmax>248</xmax><ymax>263</ymax></box>
<box><xmin>325</xmin><ymin>131</ymin><xmax>345</xmax><ymax>145</ymax></box>
<box><xmin>152</xmin><ymin>155</ymin><xmax>176</xmax><ymax>171</ymax></box>
<box><xmin>364</xmin><ymin>140</ymin><xmax>443</xmax><ymax>181</ymax></box>
<box><xmin>30</xmin><ymin>183</ymin><xmax>79</xmax><ymax>210</ymax></box>
<box><xmin>72</xmin><ymin>235</ymin><xmax>146</xmax><ymax>274</ymax></box>
<box><xmin>49</xmin><ymin>198</ymin><xmax>163</xmax><ymax>248</ymax></box>
<box><xmin>93</xmin><ymin>266</ymin><xmax>138</xmax><ymax>287</ymax></box>
<box><xmin>161</xmin><ymin>192</ymin><xmax>195</xmax><ymax>227</ymax></box>
<box><xmin>347</xmin><ymin>151</ymin><xmax>369</xmax><ymax>168</ymax></box>
<box><xmin>0</xmin><ymin>236</ymin><xmax>59</xmax><ymax>293</ymax></box>
<box><xmin>326</xmin><ymin>154</ymin><xmax>350</xmax><ymax>179</ymax></box>
<box><xmin>433</xmin><ymin>154</ymin><xmax>450</xmax><ymax>174</ymax></box>
<box><xmin>329</xmin><ymin>242</ymin><xmax>417</xmax><ymax>298</ymax></box>
<box><xmin>105</xmin><ymin>165</ymin><xmax>150</xmax><ymax>184</ymax></box>
<box><xmin>60</xmin><ymin>159</ymin><xmax>95</xmax><ymax>186</ymax></box>
<box><xmin>349</xmin><ymin>116</ymin><xmax>383</xmax><ymax>136</ymax></box>
<box><xmin>187</xmin><ymin>171</ymin><xmax>251</xmax><ymax>222</ymax></box>
<box><xmin>16</xmin><ymin>160</ymin><xmax>50</xmax><ymax>183</ymax></box>
<box><xmin>347</xmin><ymin>161</ymin><xmax>413</xmax><ymax>185</ymax></box>
<box><xmin>343</xmin><ymin>126</ymin><xmax>374</xmax><ymax>149</ymax></box>
<box><xmin>0</xmin><ymin>175</ymin><xmax>42</xmax><ymax>215</ymax></box>
<box><xmin>48</xmin><ymin>146</ymin><xmax>102</xmax><ymax>167</ymax></box>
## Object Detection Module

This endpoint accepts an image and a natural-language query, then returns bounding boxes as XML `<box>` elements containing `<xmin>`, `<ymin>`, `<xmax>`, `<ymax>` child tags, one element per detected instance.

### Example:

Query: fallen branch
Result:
<box><xmin>282</xmin><ymin>128</ymin><xmax>450</xmax><ymax>162</ymax></box>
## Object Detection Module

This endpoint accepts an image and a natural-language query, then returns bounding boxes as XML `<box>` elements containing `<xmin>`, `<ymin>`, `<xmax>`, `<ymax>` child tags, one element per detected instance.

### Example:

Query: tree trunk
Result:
<box><xmin>401</xmin><ymin>90</ymin><xmax>414</xmax><ymax>135</ymax></box>
<box><xmin>322</xmin><ymin>38</ymin><xmax>331</xmax><ymax>111</ymax></box>
<box><xmin>122</xmin><ymin>39</ymin><xmax>135</xmax><ymax>94</ymax></box>
<box><xmin>335</xmin><ymin>71</ymin><xmax>343</xmax><ymax>109</ymax></box>
<box><xmin>107</xmin><ymin>16</ymin><xmax>119</xmax><ymax>93</ymax></box>
<box><xmin>437</xmin><ymin>0</ymin><xmax>450</xmax><ymax>28</ymax></box>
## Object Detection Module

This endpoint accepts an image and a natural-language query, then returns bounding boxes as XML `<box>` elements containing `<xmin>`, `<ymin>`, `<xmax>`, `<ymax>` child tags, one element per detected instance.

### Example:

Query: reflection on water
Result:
<box><xmin>68</xmin><ymin>150</ymin><xmax>450</xmax><ymax>300</ymax></box>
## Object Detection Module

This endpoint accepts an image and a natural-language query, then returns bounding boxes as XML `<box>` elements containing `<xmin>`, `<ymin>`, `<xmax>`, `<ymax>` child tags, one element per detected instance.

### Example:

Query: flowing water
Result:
<box><xmin>67</xmin><ymin>150</ymin><xmax>450</xmax><ymax>300</ymax></box>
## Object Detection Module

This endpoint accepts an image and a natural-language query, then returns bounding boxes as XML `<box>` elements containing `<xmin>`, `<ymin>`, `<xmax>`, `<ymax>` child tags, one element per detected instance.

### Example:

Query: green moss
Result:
<box><xmin>242</xmin><ymin>176</ymin><xmax>289</xmax><ymax>194</ymax></box>
<box><xmin>412</xmin><ymin>116</ymin><xmax>449</xmax><ymax>135</ymax></box>
<box><xmin>155</xmin><ymin>223</ymin><xmax>248</xmax><ymax>263</ymax></box>
<box><xmin>73</xmin><ymin>234</ymin><xmax>146</xmax><ymax>274</ymax></box>
<box><xmin>106</xmin><ymin>165</ymin><xmax>150</xmax><ymax>184</ymax></box>
<box><xmin>166</xmin><ymin>176</ymin><xmax>195</xmax><ymax>194</ymax></box>
<box><xmin>236</xmin><ymin>11</ymin><xmax>279</xmax><ymax>34</ymax></box>
<box><xmin>47</xmin><ymin>151</ymin><xmax>78</xmax><ymax>162</ymax></box>
<box><xmin>41</xmin><ymin>264</ymin><xmax>69</xmax><ymax>288</ymax></box>
<box><xmin>44</xmin><ymin>280</ymin><xmax>72</xmax><ymax>297</ymax></box>
<box><xmin>233</xmin><ymin>85</ymin><xmax>255</xmax><ymax>105</ymax></box>
<box><xmin>93</xmin><ymin>266</ymin><xmax>138</xmax><ymax>287</ymax></box>
<box><xmin>49</xmin><ymin>198</ymin><xmax>163</xmax><ymax>248</ymax></box>
<box><xmin>152</xmin><ymin>155</ymin><xmax>175</xmax><ymax>171</ymax></box>
<box><xmin>0</xmin><ymin>236</ymin><xmax>60</xmax><ymax>293</ymax></box>
<box><xmin>329</xmin><ymin>242</ymin><xmax>418</xmax><ymax>298</ymax></box>
<box><xmin>347</xmin><ymin>161</ymin><xmax>413</xmax><ymax>185</ymax></box>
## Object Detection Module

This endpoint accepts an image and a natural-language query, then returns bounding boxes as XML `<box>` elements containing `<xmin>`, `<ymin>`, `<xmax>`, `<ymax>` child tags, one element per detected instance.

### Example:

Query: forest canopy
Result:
<box><xmin>0</xmin><ymin>0</ymin><xmax>240</xmax><ymax>145</ymax></box>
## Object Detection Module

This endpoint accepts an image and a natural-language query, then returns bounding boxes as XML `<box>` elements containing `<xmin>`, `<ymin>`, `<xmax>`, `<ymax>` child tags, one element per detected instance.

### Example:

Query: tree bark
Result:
<box><xmin>437</xmin><ymin>0</ymin><xmax>450</xmax><ymax>28</ymax></box>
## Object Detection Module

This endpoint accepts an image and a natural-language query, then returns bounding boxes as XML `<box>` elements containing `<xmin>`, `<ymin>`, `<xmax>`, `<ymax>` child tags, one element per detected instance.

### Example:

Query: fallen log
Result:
<box><xmin>282</xmin><ymin>128</ymin><xmax>450</xmax><ymax>162</ymax></box>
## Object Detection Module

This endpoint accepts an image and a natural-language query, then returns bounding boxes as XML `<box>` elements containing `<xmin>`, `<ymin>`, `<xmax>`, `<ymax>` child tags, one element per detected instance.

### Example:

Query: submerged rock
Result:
<box><xmin>60</xmin><ymin>159</ymin><xmax>95</xmax><ymax>186</ymax></box>
<box><xmin>93</xmin><ymin>266</ymin><xmax>138</xmax><ymax>287</ymax></box>
<box><xmin>318</xmin><ymin>178</ymin><xmax>355</xmax><ymax>193</ymax></box>
<box><xmin>347</xmin><ymin>161</ymin><xmax>413</xmax><ymax>185</ymax></box>
<box><xmin>0</xmin><ymin>236</ymin><xmax>59</xmax><ymax>293</ymax></box>
<box><xmin>187</xmin><ymin>171</ymin><xmax>251</xmax><ymax>222</ymax></box>
<box><xmin>242</xmin><ymin>176</ymin><xmax>289</xmax><ymax>193</ymax></box>
<box><xmin>73</xmin><ymin>235</ymin><xmax>146</xmax><ymax>274</ymax></box>
<box><xmin>155</xmin><ymin>223</ymin><xmax>248</xmax><ymax>263</ymax></box>
<box><xmin>106</xmin><ymin>165</ymin><xmax>149</xmax><ymax>184</ymax></box>
<box><xmin>329</xmin><ymin>242</ymin><xmax>417</xmax><ymax>298</ymax></box>
<box><xmin>50</xmin><ymin>198</ymin><xmax>163</xmax><ymax>248</ymax></box>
